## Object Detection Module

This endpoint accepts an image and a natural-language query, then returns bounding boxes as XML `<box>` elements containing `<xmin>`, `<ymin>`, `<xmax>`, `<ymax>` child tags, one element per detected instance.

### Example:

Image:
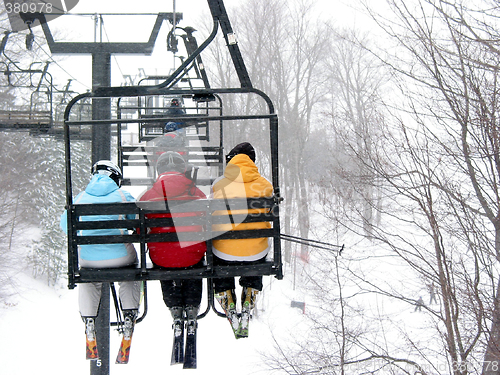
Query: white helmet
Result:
<box><xmin>91</xmin><ymin>160</ymin><xmax>123</xmax><ymax>187</ymax></box>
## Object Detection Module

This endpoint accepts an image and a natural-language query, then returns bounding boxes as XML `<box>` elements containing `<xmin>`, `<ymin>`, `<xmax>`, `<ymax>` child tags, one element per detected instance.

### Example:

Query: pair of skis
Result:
<box><xmin>171</xmin><ymin>320</ymin><xmax>197</xmax><ymax>369</ymax></box>
<box><xmin>85</xmin><ymin>322</ymin><xmax>136</xmax><ymax>364</ymax></box>
<box><xmin>86</xmin><ymin>283</ymin><xmax>144</xmax><ymax>364</ymax></box>
<box><xmin>216</xmin><ymin>288</ymin><xmax>257</xmax><ymax>339</ymax></box>
<box><xmin>222</xmin><ymin>306</ymin><xmax>251</xmax><ymax>339</ymax></box>
<box><xmin>86</xmin><ymin>319</ymin><xmax>197</xmax><ymax>367</ymax></box>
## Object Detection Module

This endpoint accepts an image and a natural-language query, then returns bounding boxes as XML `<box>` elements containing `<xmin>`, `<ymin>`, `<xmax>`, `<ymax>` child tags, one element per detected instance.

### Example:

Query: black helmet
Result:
<box><xmin>225</xmin><ymin>142</ymin><xmax>256</xmax><ymax>164</ymax></box>
<box><xmin>91</xmin><ymin>160</ymin><xmax>123</xmax><ymax>187</ymax></box>
<box><xmin>157</xmin><ymin>151</ymin><xmax>186</xmax><ymax>175</ymax></box>
<box><xmin>170</xmin><ymin>98</ymin><xmax>180</xmax><ymax>107</ymax></box>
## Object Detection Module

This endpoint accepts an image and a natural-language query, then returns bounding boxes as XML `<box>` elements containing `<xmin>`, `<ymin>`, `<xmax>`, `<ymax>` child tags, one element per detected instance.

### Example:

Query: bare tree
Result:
<box><xmin>359</xmin><ymin>0</ymin><xmax>500</xmax><ymax>372</ymax></box>
<box><xmin>202</xmin><ymin>0</ymin><xmax>330</xmax><ymax>265</ymax></box>
<box><xmin>198</xmin><ymin>0</ymin><xmax>500</xmax><ymax>373</ymax></box>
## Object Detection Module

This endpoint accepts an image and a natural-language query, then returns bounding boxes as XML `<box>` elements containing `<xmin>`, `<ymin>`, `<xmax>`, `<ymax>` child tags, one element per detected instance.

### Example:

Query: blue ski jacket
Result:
<box><xmin>60</xmin><ymin>174</ymin><xmax>136</xmax><ymax>261</ymax></box>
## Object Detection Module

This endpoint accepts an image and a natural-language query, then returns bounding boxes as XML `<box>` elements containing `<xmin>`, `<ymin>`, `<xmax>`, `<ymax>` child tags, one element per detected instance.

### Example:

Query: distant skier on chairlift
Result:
<box><xmin>153</xmin><ymin>122</ymin><xmax>187</xmax><ymax>155</ymax></box>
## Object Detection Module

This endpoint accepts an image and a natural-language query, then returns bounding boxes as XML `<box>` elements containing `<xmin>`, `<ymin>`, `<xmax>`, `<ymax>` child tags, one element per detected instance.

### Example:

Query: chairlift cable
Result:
<box><xmin>101</xmin><ymin>20</ymin><xmax>125</xmax><ymax>78</ymax></box>
<box><xmin>32</xmin><ymin>39</ymin><xmax>91</xmax><ymax>90</ymax></box>
<box><xmin>173</xmin><ymin>0</ymin><xmax>177</xmax><ymax>26</ymax></box>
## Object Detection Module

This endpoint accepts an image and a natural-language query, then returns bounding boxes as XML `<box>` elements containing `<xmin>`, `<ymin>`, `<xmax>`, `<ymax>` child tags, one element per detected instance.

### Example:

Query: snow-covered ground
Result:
<box><xmin>0</xmin><ymin>221</ymin><xmax>440</xmax><ymax>375</ymax></box>
<box><xmin>0</xmin><ymin>262</ymin><xmax>303</xmax><ymax>375</ymax></box>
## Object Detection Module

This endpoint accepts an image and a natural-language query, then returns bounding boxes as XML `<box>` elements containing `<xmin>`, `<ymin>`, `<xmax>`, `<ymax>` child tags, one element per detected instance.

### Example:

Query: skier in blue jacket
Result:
<box><xmin>60</xmin><ymin>160</ymin><xmax>141</xmax><ymax>359</ymax></box>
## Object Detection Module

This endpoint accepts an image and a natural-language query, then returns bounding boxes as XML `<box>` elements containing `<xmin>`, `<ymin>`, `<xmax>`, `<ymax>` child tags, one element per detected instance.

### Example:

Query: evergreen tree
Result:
<box><xmin>27</xmin><ymin>138</ymin><xmax>91</xmax><ymax>286</ymax></box>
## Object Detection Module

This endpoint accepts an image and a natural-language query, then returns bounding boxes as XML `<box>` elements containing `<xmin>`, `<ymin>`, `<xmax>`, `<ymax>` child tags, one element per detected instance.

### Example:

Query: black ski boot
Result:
<box><xmin>185</xmin><ymin>305</ymin><xmax>199</xmax><ymax>336</ymax></box>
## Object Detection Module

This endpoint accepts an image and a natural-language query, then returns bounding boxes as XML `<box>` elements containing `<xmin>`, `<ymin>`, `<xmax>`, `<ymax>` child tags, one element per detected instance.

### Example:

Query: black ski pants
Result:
<box><xmin>212</xmin><ymin>256</ymin><xmax>266</xmax><ymax>294</ymax></box>
<box><xmin>161</xmin><ymin>278</ymin><xmax>202</xmax><ymax>308</ymax></box>
<box><xmin>158</xmin><ymin>260</ymin><xmax>204</xmax><ymax>308</ymax></box>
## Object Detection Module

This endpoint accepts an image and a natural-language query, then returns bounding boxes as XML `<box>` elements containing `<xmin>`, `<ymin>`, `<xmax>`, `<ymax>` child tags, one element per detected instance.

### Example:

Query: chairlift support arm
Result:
<box><xmin>20</xmin><ymin>12</ymin><xmax>171</xmax><ymax>55</ymax></box>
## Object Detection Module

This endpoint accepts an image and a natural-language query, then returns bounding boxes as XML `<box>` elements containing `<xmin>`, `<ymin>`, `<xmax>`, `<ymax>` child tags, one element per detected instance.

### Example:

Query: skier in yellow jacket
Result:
<box><xmin>210</xmin><ymin>142</ymin><xmax>273</xmax><ymax>337</ymax></box>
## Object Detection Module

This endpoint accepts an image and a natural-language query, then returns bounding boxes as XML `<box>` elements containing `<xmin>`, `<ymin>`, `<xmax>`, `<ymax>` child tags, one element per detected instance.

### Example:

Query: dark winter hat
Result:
<box><xmin>225</xmin><ymin>142</ymin><xmax>256</xmax><ymax>164</ymax></box>
<box><xmin>164</xmin><ymin>121</ymin><xmax>179</xmax><ymax>132</ymax></box>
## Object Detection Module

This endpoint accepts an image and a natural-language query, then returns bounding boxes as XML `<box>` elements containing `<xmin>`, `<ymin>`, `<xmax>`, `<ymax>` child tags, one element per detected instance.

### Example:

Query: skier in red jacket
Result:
<box><xmin>138</xmin><ymin>151</ymin><xmax>206</xmax><ymax>342</ymax></box>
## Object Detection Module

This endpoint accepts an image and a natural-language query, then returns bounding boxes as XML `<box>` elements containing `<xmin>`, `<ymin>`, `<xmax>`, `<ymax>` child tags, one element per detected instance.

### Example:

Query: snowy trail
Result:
<box><xmin>0</xmin><ymin>271</ymin><xmax>297</xmax><ymax>375</ymax></box>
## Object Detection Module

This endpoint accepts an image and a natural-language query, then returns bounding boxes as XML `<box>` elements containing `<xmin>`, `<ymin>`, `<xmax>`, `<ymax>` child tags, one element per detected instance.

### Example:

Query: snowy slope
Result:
<box><xmin>0</xmin><ymin>265</ymin><xmax>302</xmax><ymax>375</ymax></box>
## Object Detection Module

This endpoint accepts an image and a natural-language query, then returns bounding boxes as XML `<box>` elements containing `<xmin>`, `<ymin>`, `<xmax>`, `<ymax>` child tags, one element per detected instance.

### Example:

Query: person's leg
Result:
<box><xmin>213</xmin><ymin>257</ymin><xmax>236</xmax><ymax>294</ymax></box>
<box><xmin>161</xmin><ymin>279</ymin><xmax>186</xmax><ymax>335</ymax></box>
<box><xmin>118</xmin><ymin>280</ymin><xmax>141</xmax><ymax>311</ymax></box>
<box><xmin>239</xmin><ymin>275</ymin><xmax>263</xmax><ymax>291</ymax></box>
<box><xmin>79</xmin><ymin>282</ymin><xmax>102</xmax><ymax>359</ymax></box>
<box><xmin>79</xmin><ymin>282</ymin><xmax>102</xmax><ymax>317</ymax></box>
<box><xmin>161</xmin><ymin>279</ymin><xmax>184</xmax><ymax>308</ymax></box>
<box><xmin>182</xmin><ymin>278</ymin><xmax>203</xmax><ymax>308</ymax></box>
<box><xmin>238</xmin><ymin>256</ymin><xmax>266</xmax><ymax>292</ymax></box>
<box><xmin>238</xmin><ymin>260</ymin><xmax>265</xmax><ymax>335</ymax></box>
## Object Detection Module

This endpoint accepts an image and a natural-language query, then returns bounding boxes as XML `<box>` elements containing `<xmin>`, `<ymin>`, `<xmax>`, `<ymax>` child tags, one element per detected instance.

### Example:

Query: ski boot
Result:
<box><xmin>185</xmin><ymin>305</ymin><xmax>199</xmax><ymax>336</ymax></box>
<box><xmin>170</xmin><ymin>306</ymin><xmax>185</xmax><ymax>365</ymax></box>
<box><xmin>238</xmin><ymin>287</ymin><xmax>259</xmax><ymax>338</ymax></box>
<box><xmin>122</xmin><ymin>309</ymin><xmax>138</xmax><ymax>340</ymax></box>
<box><xmin>170</xmin><ymin>306</ymin><xmax>185</xmax><ymax>339</ymax></box>
<box><xmin>83</xmin><ymin>316</ymin><xmax>99</xmax><ymax>360</ymax></box>
<box><xmin>215</xmin><ymin>289</ymin><xmax>240</xmax><ymax>338</ymax></box>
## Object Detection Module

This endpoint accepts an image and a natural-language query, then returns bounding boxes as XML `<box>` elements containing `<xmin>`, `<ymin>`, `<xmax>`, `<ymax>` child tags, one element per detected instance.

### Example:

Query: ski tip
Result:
<box><xmin>115</xmin><ymin>356</ymin><xmax>130</xmax><ymax>364</ymax></box>
<box><xmin>116</xmin><ymin>349</ymin><xmax>130</xmax><ymax>364</ymax></box>
<box><xmin>116</xmin><ymin>338</ymin><xmax>132</xmax><ymax>364</ymax></box>
<box><xmin>183</xmin><ymin>361</ymin><xmax>197</xmax><ymax>369</ymax></box>
<box><xmin>236</xmin><ymin>329</ymin><xmax>249</xmax><ymax>338</ymax></box>
<box><xmin>171</xmin><ymin>345</ymin><xmax>184</xmax><ymax>365</ymax></box>
<box><xmin>170</xmin><ymin>357</ymin><xmax>184</xmax><ymax>366</ymax></box>
<box><xmin>86</xmin><ymin>343</ymin><xmax>99</xmax><ymax>360</ymax></box>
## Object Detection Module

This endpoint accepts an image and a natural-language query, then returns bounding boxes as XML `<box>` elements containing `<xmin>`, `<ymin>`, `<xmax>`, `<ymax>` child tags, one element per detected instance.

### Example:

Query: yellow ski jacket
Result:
<box><xmin>211</xmin><ymin>154</ymin><xmax>273</xmax><ymax>261</ymax></box>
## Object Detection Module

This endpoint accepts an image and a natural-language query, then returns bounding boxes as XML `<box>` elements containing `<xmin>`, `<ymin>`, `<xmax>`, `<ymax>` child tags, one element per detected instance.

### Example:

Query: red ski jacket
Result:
<box><xmin>139</xmin><ymin>172</ymin><xmax>207</xmax><ymax>268</ymax></box>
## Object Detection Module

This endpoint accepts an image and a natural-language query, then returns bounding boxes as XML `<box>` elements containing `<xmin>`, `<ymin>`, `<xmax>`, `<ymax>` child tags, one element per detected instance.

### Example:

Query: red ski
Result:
<box><xmin>84</xmin><ymin>317</ymin><xmax>99</xmax><ymax>360</ymax></box>
<box><xmin>115</xmin><ymin>310</ymin><xmax>137</xmax><ymax>364</ymax></box>
<box><xmin>115</xmin><ymin>336</ymin><xmax>132</xmax><ymax>364</ymax></box>
<box><xmin>86</xmin><ymin>336</ymin><xmax>99</xmax><ymax>360</ymax></box>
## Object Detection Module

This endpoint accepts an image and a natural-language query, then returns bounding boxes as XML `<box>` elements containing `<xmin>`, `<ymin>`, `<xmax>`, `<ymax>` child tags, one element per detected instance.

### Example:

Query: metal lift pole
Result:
<box><xmin>207</xmin><ymin>0</ymin><xmax>252</xmax><ymax>88</ymax></box>
<box><xmin>91</xmin><ymin>52</ymin><xmax>111</xmax><ymax>162</ymax></box>
<box><xmin>91</xmin><ymin>51</ymin><xmax>112</xmax><ymax>375</ymax></box>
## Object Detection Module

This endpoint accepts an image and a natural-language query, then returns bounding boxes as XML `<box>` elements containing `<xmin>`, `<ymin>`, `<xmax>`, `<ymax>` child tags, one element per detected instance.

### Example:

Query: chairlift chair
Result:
<box><xmin>62</xmin><ymin>0</ymin><xmax>283</xmax><ymax>329</ymax></box>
